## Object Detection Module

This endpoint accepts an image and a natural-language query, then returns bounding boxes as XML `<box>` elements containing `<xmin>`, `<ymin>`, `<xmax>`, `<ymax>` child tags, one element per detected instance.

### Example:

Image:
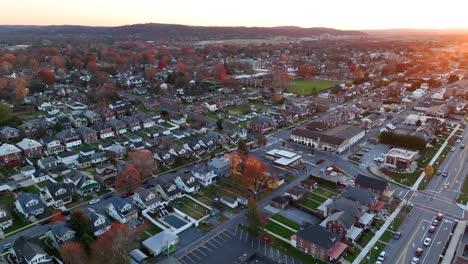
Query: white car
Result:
<box><xmin>457</xmin><ymin>139</ymin><xmax>461</xmax><ymax>143</ymax></box>
<box><xmin>451</xmin><ymin>147</ymin><xmax>456</xmax><ymax>152</ymax></box>
<box><xmin>423</xmin><ymin>237</ymin><xmax>432</xmax><ymax>246</ymax></box>
<box><xmin>88</xmin><ymin>198</ymin><xmax>101</xmax><ymax>205</ymax></box>
<box><xmin>411</xmin><ymin>257</ymin><xmax>420</xmax><ymax>264</ymax></box>
<box><xmin>377</xmin><ymin>251</ymin><xmax>386</xmax><ymax>262</ymax></box>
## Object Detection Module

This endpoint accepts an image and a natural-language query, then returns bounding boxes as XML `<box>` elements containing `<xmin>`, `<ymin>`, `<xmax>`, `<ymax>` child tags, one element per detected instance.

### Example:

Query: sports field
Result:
<box><xmin>288</xmin><ymin>79</ymin><xmax>338</xmax><ymax>95</ymax></box>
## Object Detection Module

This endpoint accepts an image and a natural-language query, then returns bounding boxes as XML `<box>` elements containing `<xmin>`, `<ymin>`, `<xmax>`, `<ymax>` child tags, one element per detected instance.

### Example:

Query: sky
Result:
<box><xmin>2</xmin><ymin>0</ymin><xmax>468</xmax><ymax>30</ymax></box>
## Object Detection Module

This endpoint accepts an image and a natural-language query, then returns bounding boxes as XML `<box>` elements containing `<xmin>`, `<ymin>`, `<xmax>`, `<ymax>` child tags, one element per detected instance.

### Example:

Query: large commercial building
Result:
<box><xmin>384</xmin><ymin>148</ymin><xmax>418</xmax><ymax>171</ymax></box>
<box><xmin>290</xmin><ymin>125</ymin><xmax>365</xmax><ymax>153</ymax></box>
<box><xmin>265</xmin><ymin>149</ymin><xmax>303</xmax><ymax>167</ymax></box>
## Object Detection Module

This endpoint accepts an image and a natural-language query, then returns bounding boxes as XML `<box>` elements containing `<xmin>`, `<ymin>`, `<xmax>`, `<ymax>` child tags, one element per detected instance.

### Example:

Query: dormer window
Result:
<box><xmin>56</xmin><ymin>189</ymin><xmax>66</xmax><ymax>196</ymax></box>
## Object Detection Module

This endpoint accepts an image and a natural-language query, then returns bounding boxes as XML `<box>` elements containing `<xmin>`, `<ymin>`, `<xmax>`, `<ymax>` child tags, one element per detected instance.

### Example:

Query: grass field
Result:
<box><xmin>264</xmin><ymin>221</ymin><xmax>295</xmax><ymax>239</ymax></box>
<box><xmin>299</xmin><ymin>198</ymin><xmax>321</xmax><ymax>210</ymax></box>
<box><xmin>306</xmin><ymin>192</ymin><xmax>327</xmax><ymax>203</ymax></box>
<box><xmin>0</xmin><ymin>166</ymin><xmax>17</xmax><ymax>177</ymax></box>
<box><xmin>270</xmin><ymin>214</ymin><xmax>301</xmax><ymax>230</ymax></box>
<box><xmin>288</xmin><ymin>79</ymin><xmax>338</xmax><ymax>96</ymax></box>
<box><xmin>174</xmin><ymin>196</ymin><xmax>211</xmax><ymax>220</ymax></box>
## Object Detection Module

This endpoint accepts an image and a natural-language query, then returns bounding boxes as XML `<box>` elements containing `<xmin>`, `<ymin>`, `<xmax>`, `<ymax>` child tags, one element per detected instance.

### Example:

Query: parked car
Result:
<box><xmin>336</xmin><ymin>181</ymin><xmax>347</xmax><ymax>188</ymax></box>
<box><xmin>411</xmin><ymin>257</ymin><xmax>420</xmax><ymax>264</ymax></box>
<box><xmin>435</xmin><ymin>171</ymin><xmax>441</xmax><ymax>176</ymax></box>
<box><xmin>377</xmin><ymin>251</ymin><xmax>386</xmax><ymax>262</ymax></box>
<box><xmin>423</xmin><ymin>238</ymin><xmax>432</xmax><ymax>246</ymax></box>
<box><xmin>428</xmin><ymin>225</ymin><xmax>436</xmax><ymax>233</ymax></box>
<box><xmin>451</xmin><ymin>147</ymin><xmax>456</xmax><ymax>152</ymax></box>
<box><xmin>102</xmin><ymin>193</ymin><xmax>113</xmax><ymax>199</ymax></box>
<box><xmin>432</xmin><ymin>219</ymin><xmax>439</xmax><ymax>226</ymax></box>
<box><xmin>415</xmin><ymin>248</ymin><xmax>423</xmax><ymax>257</ymax></box>
<box><xmin>88</xmin><ymin>198</ymin><xmax>101</xmax><ymax>205</ymax></box>
<box><xmin>436</xmin><ymin>213</ymin><xmax>444</xmax><ymax>221</ymax></box>
<box><xmin>393</xmin><ymin>232</ymin><xmax>401</xmax><ymax>240</ymax></box>
<box><xmin>461</xmin><ymin>144</ymin><xmax>465</xmax><ymax>149</ymax></box>
<box><xmin>442</xmin><ymin>171</ymin><xmax>448</xmax><ymax>177</ymax></box>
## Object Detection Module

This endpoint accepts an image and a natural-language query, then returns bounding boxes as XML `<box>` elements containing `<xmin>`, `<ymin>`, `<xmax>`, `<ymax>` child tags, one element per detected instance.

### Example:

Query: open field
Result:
<box><xmin>288</xmin><ymin>79</ymin><xmax>338</xmax><ymax>95</ymax></box>
<box><xmin>264</xmin><ymin>220</ymin><xmax>295</xmax><ymax>239</ymax></box>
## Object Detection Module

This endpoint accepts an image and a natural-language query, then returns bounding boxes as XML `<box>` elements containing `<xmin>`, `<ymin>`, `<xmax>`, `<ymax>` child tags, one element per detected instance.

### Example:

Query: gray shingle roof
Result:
<box><xmin>296</xmin><ymin>225</ymin><xmax>340</xmax><ymax>250</ymax></box>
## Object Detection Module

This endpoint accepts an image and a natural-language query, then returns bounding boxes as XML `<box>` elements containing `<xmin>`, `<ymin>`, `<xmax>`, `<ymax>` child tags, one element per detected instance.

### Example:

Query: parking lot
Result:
<box><xmin>178</xmin><ymin>225</ymin><xmax>302</xmax><ymax>264</ymax></box>
<box><xmin>349</xmin><ymin>142</ymin><xmax>390</xmax><ymax>167</ymax></box>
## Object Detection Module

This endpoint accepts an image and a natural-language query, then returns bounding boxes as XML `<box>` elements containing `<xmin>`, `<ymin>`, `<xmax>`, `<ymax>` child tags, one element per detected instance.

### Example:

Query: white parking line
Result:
<box><xmin>197</xmin><ymin>249</ymin><xmax>207</xmax><ymax>256</ymax></box>
<box><xmin>222</xmin><ymin>231</ymin><xmax>233</xmax><ymax>239</ymax></box>
<box><xmin>213</xmin><ymin>237</ymin><xmax>223</xmax><ymax>245</ymax></box>
<box><xmin>191</xmin><ymin>251</ymin><xmax>202</xmax><ymax>260</ymax></box>
<box><xmin>217</xmin><ymin>235</ymin><xmax>226</xmax><ymax>242</ymax></box>
<box><xmin>245</xmin><ymin>232</ymin><xmax>249</xmax><ymax>243</ymax></box>
<box><xmin>239</xmin><ymin>229</ymin><xmax>244</xmax><ymax>240</ymax></box>
<box><xmin>234</xmin><ymin>224</ymin><xmax>238</xmax><ymax>235</ymax></box>
<box><xmin>208</xmin><ymin>241</ymin><xmax>218</xmax><ymax>248</ymax></box>
<box><xmin>178</xmin><ymin>259</ymin><xmax>187</xmax><ymax>264</ymax></box>
<box><xmin>251</xmin><ymin>237</ymin><xmax>254</xmax><ymax>247</ymax></box>
<box><xmin>203</xmin><ymin>245</ymin><xmax>213</xmax><ymax>252</ymax></box>
<box><xmin>184</xmin><ymin>255</ymin><xmax>197</xmax><ymax>263</ymax></box>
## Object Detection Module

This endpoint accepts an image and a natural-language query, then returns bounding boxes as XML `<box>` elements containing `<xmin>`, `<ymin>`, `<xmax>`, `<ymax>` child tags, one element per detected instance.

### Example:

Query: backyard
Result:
<box><xmin>288</xmin><ymin>79</ymin><xmax>338</xmax><ymax>96</ymax></box>
<box><xmin>0</xmin><ymin>193</ymin><xmax>27</xmax><ymax>234</ymax></box>
<box><xmin>173</xmin><ymin>196</ymin><xmax>211</xmax><ymax>220</ymax></box>
<box><xmin>263</xmin><ymin>220</ymin><xmax>295</xmax><ymax>239</ymax></box>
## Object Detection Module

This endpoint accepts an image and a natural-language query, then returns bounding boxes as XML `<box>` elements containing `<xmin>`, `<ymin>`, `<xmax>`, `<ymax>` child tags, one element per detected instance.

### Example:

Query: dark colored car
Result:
<box><xmin>393</xmin><ymin>232</ymin><xmax>401</xmax><ymax>240</ymax></box>
<box><xmin>102</xmin><ymin>193</ymin><xmax>114</xmax><ymax>199</ymax></box>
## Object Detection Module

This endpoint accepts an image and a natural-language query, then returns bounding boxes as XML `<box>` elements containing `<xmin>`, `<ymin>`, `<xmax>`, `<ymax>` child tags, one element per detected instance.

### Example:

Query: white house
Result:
<box><xmin>174</xmin><ymin>174</ymin><xmax>200</xmax><ymax>193</ymax></box>
<box><xmin>192</xmin><ymin>163</ymin><xmax>217</xmax><ymax>187</ymax></box>
<box><xmin>132</xmin><ymin>187</ymin><xmax>163</xmax><ymax>210</ymax></box>
<box><xmin>106</xmin><ymin>196</ymin><xmax>139</xmax><ymax>224</ymax></box>
<box><xmin>10</xmin><ymin>236</ymin><xmax>52</xmax><ymax>264</ymax></box>
<box><xmin>0</xmin><ymin>208</ymin><xmax>13</xmax><ymax>230</ymax></box>
<box><xmin>57</xmin><ymin>151</ymin><xmax>80</xmax><ymax>166</ymax></box>
<box><xmin>15</xmin><ymin>193</ymin><xmax>45</xmax><ymax>218</ymax></box>
<box><xmin>83</xmin><ymin>207</ymin><xmax>112</xmax><ymax>237</ymax></box>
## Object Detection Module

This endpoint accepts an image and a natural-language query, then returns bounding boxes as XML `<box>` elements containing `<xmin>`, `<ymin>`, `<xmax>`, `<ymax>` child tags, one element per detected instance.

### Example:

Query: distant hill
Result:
<box><xmin>0</xmin><ymin>23</ymin><xmax>366</xmax><ymax>41</ymax></box>
<box><xmin>364</xmin><ymin>28</ymin><xmax>468</xmax><ymax>36</ymax></box>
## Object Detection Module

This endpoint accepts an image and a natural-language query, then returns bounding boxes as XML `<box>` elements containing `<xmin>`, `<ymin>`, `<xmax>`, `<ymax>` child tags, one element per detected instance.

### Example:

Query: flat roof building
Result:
<box><xmin>265</xmin><ymin>149</ymin><xmax>303</xmax><ymax>167</ymax></box>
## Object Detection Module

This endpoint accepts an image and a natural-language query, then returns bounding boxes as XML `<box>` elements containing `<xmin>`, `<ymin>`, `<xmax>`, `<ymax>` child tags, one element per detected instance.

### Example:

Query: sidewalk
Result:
<box><xmin>412</xmin><ymin>124</ymin><xmax>460</xmax><ymax>191</ymax></box>
<box><xmin>352</xmin><ymin>200</ymin><xmax>405</xmax><ymax>264</ymax></box>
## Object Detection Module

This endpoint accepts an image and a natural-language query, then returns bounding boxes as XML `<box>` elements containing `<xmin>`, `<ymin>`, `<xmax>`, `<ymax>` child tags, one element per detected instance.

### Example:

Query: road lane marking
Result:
<box><xmin>420</xmin><ymin>219</ymin><xmax>446</xmax><ymax>264</ymax></box>
<box><xmin>397</xmin><ymin>218</ymin><xmax>423</xmax><ymax>264</ymax></box>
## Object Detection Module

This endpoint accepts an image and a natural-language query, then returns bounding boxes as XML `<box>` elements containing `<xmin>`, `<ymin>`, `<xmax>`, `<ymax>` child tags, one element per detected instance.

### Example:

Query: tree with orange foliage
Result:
<box><xmin>145</xmin><ymin>67</ymin><xmax>157</xmax><ymax>80</ymax></box>
<box><xmin>50</xmin><ymin>56</ymin><xmax>62</xmax><ymax>68</ymax></box>
<box><xmin>91</xmin><ymin>222</ymin><xmax>136</xmax><ymax>264</ymax></box>
<box><xmin>37</xmin><ymin>70</ymin><xmax>56</xmax><ymax>85</ymax></box>
<box><xmin>229</xmin><ymin>151</ymin><xmax>246</xmax><ymax>177</ymax></box>
<box><xmin>2</xmin><ymin>53</ymin><xmax>16</xmax><ymax>64</ymax></box>
<box><xmin>242</xmin><ymin>156</ymin><xmax>270</xmax><ymax>196</ymax></box>
<box><xmin>272</xmin><ymin>67</ymin><xmax>290</xmax><ymax>90</ymax></box>
<box><xmin>115</xmin><ymin>165</ymin><xmax>141</xmax><ymax>191</ymax></box>
<box><xmin>87</xmin><ymin>61</ymin><xmax>98</xmax><ymax>73</ymax></box>
<box><xmin>50</xmin><ymin>212</ymin><xmax>65</xmax><ymax>224</ymax></box>
<box><xmin>14</xmin><ymin>78</ymin><xmax>28</xmax><ymax>99</ymax></box>
<box><xmin>297</xmin><ymin>63</ymin><xmax>314</xmax><ymax>79</ymax></box>
<box><xmin>142</xmin><ymin>52</ymin><xmax>155</xmax><ymax>64</ymax></box>
<box><xmin>60</xmin><ymin>242</ymin><xmax>88</xmax><ymax>264</ymax></box>
<box><xmin>0</xmin><ymin>78</ymin><xmax>7</xmax><ymax>89</ymax></box>
<box><xmin>127</xmin><ymin>149</ymin><xmax>158</xmax><ymax>178</ymax></box>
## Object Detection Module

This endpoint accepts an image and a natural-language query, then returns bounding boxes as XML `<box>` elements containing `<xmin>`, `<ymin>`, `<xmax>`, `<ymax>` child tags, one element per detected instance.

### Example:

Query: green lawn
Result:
<box><xmin>361</xmin><ymin>241</ymin><xmax>386</xmax><ymax>264</ymax></box>
<box><xmin>300</xmin><ymin>198</ymin><xmax>321</xmax><ymax>209</ymax></box>
<box><xmin>137</xmin><ymin>103</ymin><xmax>151</xmax><ymax>114</ymax></box>
<box><xmin>226</xmin><ymin>105</ymin><xmax>251</xmax><ymax>115</ymax></box>
<box><xmin>314</xmin><ymin>187</ymin><xmax>339</xmax><ymax>198</ymax></box>
<box><xmin>4</xmin><ymin>210</ymin><xmax>27</xmax><ymax>234</ymax></box>
<box><xmin>97</xmin><ymin>189</ymin><xmax>112</xmax><ymax>196</ymax></box>
<box><xmin>344</xmin><ymin>247</ymin><xmax>361</xmax><ymax>262</ymax></box>
<box><xmin>37</xmin><ymin>180</ymin><xmax>53</xmax><ymax>188</ymax></box>
<box><xmin>21</xmin><ymin>185</ymin><xmax>41</xmax><ymax>194</ymax></box>
<box><xmin>206</xmin><ymin>112</ymin><xmax>220</xmax><ymax>120</ymax></box>
<box><xmin>0</xmin><ymin>166</ymin><xmax>17</xmax><ymax>177</ymax></box>
<box><xmin>288</xmin><ymin>79</ymin><xmax>338</xmax><ymax>96</ymax></box>
<box><xmin>264</xmin><ymin>221</ymin><xmax>295</xmax><ymax>239</ymax></box>
<box><xmin>306</xmin><ymin>192</ymin><xmax>327</xmax><ymax>203</ymax></box>
<box><xmin>270</xmin><ymin>214</ymin><xmax>301</xmax><ymax>230</ymax></box>
<box><xmin>148</xmin><ymin>225</ymin><xmax>163</xmax><ymax>235</ymax></box>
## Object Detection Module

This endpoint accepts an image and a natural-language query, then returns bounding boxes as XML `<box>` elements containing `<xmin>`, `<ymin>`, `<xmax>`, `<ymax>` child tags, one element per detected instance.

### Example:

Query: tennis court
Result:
<box><xmin>162</xmin><ymin>214</ymin><xmax>188</xmax><ymax>229</ymax></box>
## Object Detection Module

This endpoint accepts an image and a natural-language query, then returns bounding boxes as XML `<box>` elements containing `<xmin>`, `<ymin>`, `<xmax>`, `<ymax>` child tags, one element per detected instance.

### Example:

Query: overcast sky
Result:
<box><xmin>2</xmin><ymin>0</ymin><xmax>468</xmax><ymax>30</ymax></box>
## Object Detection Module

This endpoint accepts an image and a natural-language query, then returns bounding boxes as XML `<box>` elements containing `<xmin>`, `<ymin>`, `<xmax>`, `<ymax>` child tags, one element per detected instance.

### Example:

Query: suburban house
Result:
<box><xmin>82</xmin><ymin>207</ymin><xmax>112</xmax><ymax>237</ymax></box>
<box><xmin>40</xmin><ymin>182</ymin><xmax>75</xmax><ymax>208</ymax></box>
<box><xmin>221</xmin><ymin>196</ymin><xmax>238</xmax><ymax>208</ymax></box>
<box><xmin>0</xmin><ymin>208</ymin><xmax>13</xmax><ymax>229</ymax></box>
<box><xmin>106</xmin><ymin>119</ymin><xmax>128</xmax><ymax>135</ymax></box>
<box><xmin>284</xmin><ymin>186</ymin><xmax>308</xmax><ymax>201</ymax></box>
<box><xmin>16</xmin><ymin>138</ymin><xmax>43</xmax><ymax>158</ymax></box>
<box><xmin>64</xmin><ymin>170</ymin><xmax>100</xmax><ymax>196</ymax></box>
<box><xmin>10</xmin><ymin>236</ymin><xmax>52</xmax><ymax>264</ymax></box>
<box><xmin>291</xmin><ymin>225</ymin><xmax>348</xmax><ymax>262</ymax></box>
<box><xmin>384</xmin><ymin>148</ymin><xmax>418</xmax><ymax>172</ymax></box>
<box><xmin>154</xmin><ymin>182</ymin><xmax>183</xmax><ymax>201</ymax></box>
<box><xmin>57</xmin><ymin>150</ymin><xmax>80</xmax><ymax>166</ymax></box>
<box><xmin>95</xmin><ymin>163</ymin><xmax>117</xmax><ymax>187</ymax></box>
<box><xmin>135</xmin><ymin>114</ymin><xmax>155</xmax><ymax>129</ymax></box>
<box><xmin>75</xmin><ymin>126</ymin><xmax>98</xmax><ymax>143</ymax></box>
<box><xmin>192</xmin><ymin>163</ymin><xmax>217</xmax><ymax>186</ymax></box>
<box><xmin>355</xmin><ymin>174</ymin><xmax>393</xmax><ymax>198</ymax></box>
<box><xmin>270</xmin><ymin>196</ymin><xmax>290</xmax><ymax>209</ymax></box>
<box><xmin>0</xmin><ymin>126</ymin><xmax>20</xmax><ymax>142</ymax></box>
<box><xmin>174</xmin><ymin>173</ymin><xmax>200</xmax><ymax>193</ymax></box>
<box><xmin>320</xmin><ymin>211</ymin><xmax>363</xmax><ymax>243</ymax></box>
<box><xmin>41</xmin><ymin>136</ymin><xmax>64</xmax><ymax>156</ymax></box>
<box><xmin>291</xmin><ymin>125</ymin><xmax>365</xmax><ymax>154</ymax></box>
<box><xmin>105</xmin><ymin>196</ymin><xmax>139</xmax><ymax>224</ymax></box>
<box><xmin>56</xmin><ymin>129</ymin><xmax>82</xmax><ymax>148</ymax></box>
<box><xmin>121</xmin><ymin>116</ymin><xmax>142</xmax><ymax>132</ymax></box>
<box><xmin>91</xmin><ymin>122</ymin><xmax>115</xmax><ymax>139</ymax></box>
<box><xmin>208</xmin><ymin>157</ymin><xmax>231</xmax><ymax>177</ymax></box>
<box><xmin>132</xmin><ymin>187</ymin><xmax>162</xmax><ymax>210</ymax></box>
<box><xmin>327</xmin><ymin>197</ymin><xmax>374</xmax><ymax>228</ymax></box>
<box><xmin>37</xmin><ymin>157</ymin><xmax>58</xmax><ymax>170</ymax></box>
<box><xmin>0</xmin><ymin>143</ymin><xmax>23</xmax><ymax>166</ymax></box>
<box><xmin>300</xmin><ymin>179</ymin><xmax>318</xmax><ymax>191</ymax></box>
<box><xmin>360</xmin><ymin>114</ymin><xmax>383</xmax><ymax>129</ymax></box>
<box><xmin>15</xmin><ymin>193</ymin><xmax>45</xmax><ymax>218</ymax></box>
<box><xmin>47</xmin><ymin>221</ymin><xmax>76</xmax><ymax>248</ymax></box>
<box><xmin>342</xmin><ymin>187</ymin><xmax>383</xmax><ymax>210</ymax></box>
<box><xmin>248</xmin><ymin>115</ymin><xmax>276</xmax><ymax>133</ymax></box>
<box><xmin>160</xmin><ymin>94</ymin><xmax>182</xmax><ymax>106</ymax></box>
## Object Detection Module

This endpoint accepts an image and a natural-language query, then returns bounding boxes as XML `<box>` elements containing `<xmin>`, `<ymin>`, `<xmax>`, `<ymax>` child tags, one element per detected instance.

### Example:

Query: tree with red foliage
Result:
<box><xmin>50</xmin><ymin>56</ymin><xmax>62</xmax><ymax>68</ymax></box>
<box><xmin>72</xmin><ymin>57</ymin><xmax>84</xmax><ymax>69</ymax></box>
<box><xmin>212</xmin><ymin>64</ymin><xmax>227</xmax><ymax>81</ymax></box>
<box><xmin>60</xmin><ymin>242</ymin><xmax>88</xmax><ymax>264</ymax></box>
<box><xmin>142</xmin><ymin>52</ymin><xmax>155</xmax><ymax>64</ymax></box>
<box><xmin>349</xmin><ymin>64</ymin><xmax>357</xmax><ymax>73</ymax></box>
<box><xmin>94</xmin><ymin>71</ymin><xmax>110</xmax><ymax>85</ymax></box>
<box><xmin>272</xmin><ymin>67</ymin><xmax>290</xmax><ymax>90</ymax></box>
<box><xmin>127</xmin><ymin>149</ymin><xmax>158</xmax><ymax>178</ymax></box>
<box><xmin>91</xmin><ymin>222</ymin><xmax>136</xmax><ymax>264</ymax></box>
<box><xmin>0</xmin><ymin>78</ymin><xmax>7</xmax><ymax>89</ymax></box>
<box><xmin>37</xmin><ymin>70</ymin><xmax>56</xmax><ymax>85</ymax></box>
<box><xmin>87</xmin><ymin>61</ymin><xmax>98</xmax><ymax>73</ymax></box>
<box><xmin>241</xmin><ymin>156</ymin><xmax>270</xmax><ymax>196</ymax></box>
<box><xmin>93</xmin><ymin>83</ymin><xmax>119</xmax><ymax>105</ymax></box>
<box><xmin>115</xmin><ymin>165</ymin><xmax>141</xmax><ymax>191</ymax></box>
<box><xmin>50</xmin><ymin>212</ymin><xmax>66</xmax><ymax>224</ymax></box>
<box><xmin>145</xmin><ymin>67</ymin><xmax>157</xmax><ymax>80</ymax></box>
<box><xmin>158</xmin><ymin>59</ymin><xmax>167</xmax><ymax>70</ymax></box>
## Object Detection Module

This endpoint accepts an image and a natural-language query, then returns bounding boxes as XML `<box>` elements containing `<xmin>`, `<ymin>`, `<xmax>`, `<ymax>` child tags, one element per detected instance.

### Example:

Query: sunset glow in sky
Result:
<box><xmin>3</xmin><ymin>0</ymin><xmax>468</xmax><ymax>30</ymax></box>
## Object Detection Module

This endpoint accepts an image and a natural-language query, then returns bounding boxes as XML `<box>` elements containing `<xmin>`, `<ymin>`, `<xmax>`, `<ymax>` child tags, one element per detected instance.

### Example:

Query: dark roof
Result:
<box><xmin>342</xmin><ymin>187</ymin><xmax>378</xmax><ymax>205</ymax></box>
<box><xmin>296</xmin><ymin>225</ymin><xmax>340</xmax><ymax>250</ymax></box>
<box><xmin>16</xmin><ymin>193</ymin><xmax>44</xmax><ymax>215</ymax></box>
<box><xmin>326</xmin><ymin>211</ymin><xmax>354</xmax><ymax>229</ymax></box>
<box><xmin>355</xmin><ymin>175</ymin><xmax>388</xmax><ymax>192</ymax></box>
<box><xmin>271</xmin><ymin>196</ymin><xmax>290</xmax><ymax>204</ymax></box>
<box><xmin>46</xmin><ymin>182</ymin><xmax>74</xmax><ymax>202</ymax></box>
<box><xmin>12</xmin><ymin>236</ymin><xmax>50</xmax><ymax>263</ymax></box>
<box><xmin>328</xmin><ymin>197</ymin><xmax>368</xmax><ymax>219</ymax></box>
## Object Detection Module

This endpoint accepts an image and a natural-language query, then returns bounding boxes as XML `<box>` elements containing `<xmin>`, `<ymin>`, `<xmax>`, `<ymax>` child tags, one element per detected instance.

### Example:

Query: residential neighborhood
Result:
<box><xmin>0</xmin><ymin>18</ymin><xmax>466</xmax><ymax>264</ymax></box>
